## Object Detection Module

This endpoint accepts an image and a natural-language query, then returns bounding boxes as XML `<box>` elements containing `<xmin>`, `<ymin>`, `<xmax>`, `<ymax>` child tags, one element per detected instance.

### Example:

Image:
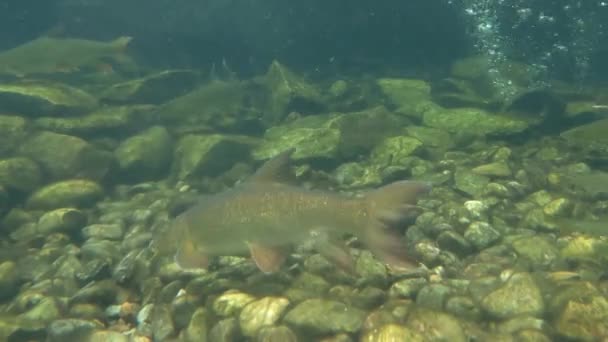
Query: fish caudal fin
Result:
<box><xmin>247</xmin><ymin>241</ymin><xmax>289</xmax><ymax>274</ymax></box>
<box><xmin>363</xmin><ymin>180</ymin><xmax>431</xmax><ymax>269</ymax></box>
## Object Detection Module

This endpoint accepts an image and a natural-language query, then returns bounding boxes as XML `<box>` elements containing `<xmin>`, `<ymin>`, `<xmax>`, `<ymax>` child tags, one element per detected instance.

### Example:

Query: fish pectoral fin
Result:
<box><xmin>174</xmin><ymin>239</ymin><xmax>210</xmax><ymax>270</ymax></box>
<box><xmin>247</xmin><ymin>241</ymin><xmax>289</xmax><ymax>274</ymax></box>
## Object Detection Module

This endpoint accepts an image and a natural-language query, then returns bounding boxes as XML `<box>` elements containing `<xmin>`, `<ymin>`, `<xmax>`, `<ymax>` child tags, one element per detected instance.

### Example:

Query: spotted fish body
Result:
<box><xmin>165</xmin><ymin>149</ymin><xmax>430</xmax><ymax>273</ymax></box>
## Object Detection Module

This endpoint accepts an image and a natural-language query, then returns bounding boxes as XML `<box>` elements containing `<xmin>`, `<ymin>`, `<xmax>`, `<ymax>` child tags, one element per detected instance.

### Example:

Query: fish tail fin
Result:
<box><xmin>110</xmin><ymin>36</ymin><xmax>133</xmax><ymax>53</ymax></box>
<box><xmin>363</xmin><ymin>180</ymin><xmax>431</xmax><ymax>269</ymax></box>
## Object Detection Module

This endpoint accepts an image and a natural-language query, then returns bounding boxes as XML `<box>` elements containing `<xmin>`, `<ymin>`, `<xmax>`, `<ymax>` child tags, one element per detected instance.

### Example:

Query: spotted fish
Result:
<box><xmin>161</xmin><ymin>149</ymin><xmax>430</xmax><ymax>273</ymax></box>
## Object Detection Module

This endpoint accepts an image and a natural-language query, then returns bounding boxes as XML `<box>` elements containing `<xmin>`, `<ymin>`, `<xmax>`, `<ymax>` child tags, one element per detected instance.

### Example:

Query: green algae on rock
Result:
<box><xmin>422</xmin><ymin>106</ymin><xmax>530</xmax><ymax>137</ymax></box>
<box><xmin>19</xmin><ymin>131</ymin><xmax>114</xmax><ymax>181</ymax></box>
<box><xmin>253</xmin><ymin>106</ymin><xmax>402</xmax><ymax>162</ymax></box>
<box><xmin>114</xmin><ymin>126</ymin><xmax>173</xmax><ymax>181</ymax></box>
<box><xmin>0</xmin><ymin>115</ymin><xmax>29</xmax><ymax>157</ymax></box>
<box><xmin>480</xmin><ymin>272</ymin><xmax>544</xmax><ymax>319</ymax></box>
<box><xmin>0</xmin><ymin>81</ymin><xmax>98</xmax><ymax>116</ymax></box>
<box><xmin>26</xmin><ymin>179</ymin><xmax>104</xmax><ymax>210</ymax></box>
<box><xmin>0</xmin><ymin>157</ymin><xmax>42</xmax><ymax>193</ymax></box>
<box><xmin>376</xmin><ymin>78</ymin><xmax>432</xmax><ymax>112</ymax></box>
<box><xmin>283</xmin><ymin>298</ymin><xmax>366</xmax><ymax>335</ymax></box>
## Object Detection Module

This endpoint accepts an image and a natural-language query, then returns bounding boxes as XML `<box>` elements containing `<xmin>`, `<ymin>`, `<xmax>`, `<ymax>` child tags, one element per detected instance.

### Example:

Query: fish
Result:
<box><xmin>0</xmin><ymin>35</ymin><xmax>132</xmax><ymax>77</ymax></box>
<box><xmin>159</xmin><ymin>148</ymin><xmax>430</xmax><ymax>274</ymax></box>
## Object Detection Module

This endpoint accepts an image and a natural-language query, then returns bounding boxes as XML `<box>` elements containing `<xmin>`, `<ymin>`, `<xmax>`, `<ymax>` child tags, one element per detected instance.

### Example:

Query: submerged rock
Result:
<box><xmin>422</xmin><ymin>106</ymin><xmax>530</xmax><ymax>137</ymax></box>
<box><xmin>19</xmin><ymin>131</ymin><xmax>114</xmax><ymax>181</ymax></box>
<box><xmin>376</xmin><ymin>78</ymin><xmax>431</xmax><ymax>112</ymax></box>
<box><xmin>361</xmin><ymin>323</ymin><xmax>425</xmax><ymax>342</ymax></box>
<box><xmin>0</xmin><ymin>157</ymin><xmax>42</xmax><ymax>193</ymax></box>
<box><xmin>0</xmin><ymin>115</ymin><xmax>29</xmax><ymax>157</ymax></box>
<box><xmin>114</xmin><ymin>125</ymin><xmax>173</xmax><ymax>181</ymax></box>
<box><xmin>560</xmin><ymin>118</ymin><xmax>608</xmax><ymax>163</ymax></box>
<box><xmin>481</xmin><ymin>272</ymin><xmax>544</xmax><ymax>319</ymax></box>
<box><xmin>283</xmin><ymin>298</ymin><xmax>366</xmax><ymax>335</ymax></box>
<box><xmin>253</xmin><ymin>106</ymin><xmax>402</xmax><ymax>161</ymax></box>
<box><xmin>0</xmin><ymin>81</ymin><xmax>97</xmax><ymax>116</ymax></box>
<box><xmin>36</xmin><ymin>208</ymin><xmax>87</xmax><ymax>235</ymax></box>
<box><xmin>238</xmin><ymin>296</ymin><xmax>290</xmax><ymax>337</ymax></box>
<box><xmin>26</xmin><ymin>179</ymin><xmax>104</xmax><ymax>210</ymax></box>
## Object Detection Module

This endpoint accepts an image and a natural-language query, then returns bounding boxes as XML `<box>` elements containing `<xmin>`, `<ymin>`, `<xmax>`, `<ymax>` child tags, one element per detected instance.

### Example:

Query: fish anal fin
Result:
<box><xmin>247</xmin><ymin>241</ymin><xmax>289</xmax><ymax>274</ymax></box>
<box><xmin>249</xmin><ymin>148</ymin><xmax>296</xmax><ymax>184</ymax></box>
<box><xmin>365</xmin><ymin>222</ymin><xmax>418</xmax><ymax>270</ymax></box>
<box><xmin>174</xmin><ymin>238</ymin><xmax>209</xmax><ymax>270</ymax></box>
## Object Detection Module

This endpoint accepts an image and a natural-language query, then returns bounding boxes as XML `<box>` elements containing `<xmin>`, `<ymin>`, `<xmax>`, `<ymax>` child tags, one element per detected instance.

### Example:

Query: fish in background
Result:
<box><xmin>158</xmin><ymin>149</ymin><xmax>430</xmax><ymax>274</ymax></box>
<box><xmin>0</xmin><ymin>35</ymin><xmax>133</xmax><ymax>77</ymax></box>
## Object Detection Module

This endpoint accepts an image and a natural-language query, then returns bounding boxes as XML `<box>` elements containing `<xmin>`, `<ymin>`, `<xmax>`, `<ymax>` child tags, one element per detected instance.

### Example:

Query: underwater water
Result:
<box><xmin>0</xmin><ymin>0</ymin><xmax>608</xmax><ymax>341</ymax></box>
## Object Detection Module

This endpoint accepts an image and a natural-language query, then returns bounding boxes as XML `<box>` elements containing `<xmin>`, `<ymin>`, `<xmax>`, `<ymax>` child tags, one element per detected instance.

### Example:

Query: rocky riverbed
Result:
<box><xmin>0</xmin><ymin>56</ymin><xmax>607</xmax><ymax>341</ymax></box>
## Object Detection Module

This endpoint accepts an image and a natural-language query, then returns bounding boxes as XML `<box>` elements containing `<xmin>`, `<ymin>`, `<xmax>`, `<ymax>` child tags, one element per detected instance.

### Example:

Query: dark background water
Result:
<box><xmin>1</xmin><ymin>0</ymin><xmax>607</xmax><ymax>81</ymax></box>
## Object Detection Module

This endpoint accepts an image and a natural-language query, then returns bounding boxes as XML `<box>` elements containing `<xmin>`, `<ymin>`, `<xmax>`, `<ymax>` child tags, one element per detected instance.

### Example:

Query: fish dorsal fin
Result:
<box><xmin>249</xmin><ymin>148</ymin><xmax>296</xmax><ymax>184</ymax></box>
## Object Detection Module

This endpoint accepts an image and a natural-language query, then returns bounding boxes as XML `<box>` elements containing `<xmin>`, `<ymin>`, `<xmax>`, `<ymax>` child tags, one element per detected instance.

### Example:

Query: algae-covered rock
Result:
<box><xmin>555</xmin><ymin>294</ymin><xmax>608</xmax><ymax>341</ymax></box>
<box><xmin>238</xmin><ymin>296</ymin><xmax>289</xmax><ymax>337</ymax></box>
<box><xmin>26</xmin><ymin>179</ymin><xmax>104</xmax><ymax>210</ymax></box>
<box><xmin>406</xmin><ymin>309</ymin><xmax>467</xmax><ymax>342</ymax></box>
<box><xmin>370</xmin><ymin>136</ymin><xmax>423</xmax><ymax>166</ymax></box>
<box><xmin>0</xmin><ymin>261</ymin><xmax>18</xmax><ymax>300</ymax></box>
<box><xmin>481</xmin><ymin>272</ymin><xmax>544</xmax><ymax>319</ymax></box>
<box><xmin>114</xmin><ymin>125</ymin><xmax>172</xmax><ymax>180</ymax></box>
<box><xmin>422</xmin><ymin>106</ymin><xmax>530</xmax><ymax>137</ymax></box>
<box><xmin>19</xmin><ymin>131</ymin><xmax>114</xmax><ymax>181</ymax></box>
<box><xmin>253</xmin><ymin>114</ymin><xmax>340</xmax><ymax>162</ymax></box>
<box><xmin>157</xmin><ymin>80</ymin><xmax>266</xmax><ymax>133</ymax></box>
<box><xmin>0</xmin><ymin>157</ymin><xmax>42</xmax><ymax>193</ymax></box>
<box><xmin>454</xmin><ymin>168</ymin><xmax>490</xmax><ymax>197</ymax></box>
<box><xmin>376</xmin><ymin>78</ymin><xmax>432</xmax><ymax>113</ymax></box>
<box><xmin>172</xmin><ymin>134</ymin><xmax>254</xmax><ymax>182</ymax></box>
<box><xmin>326</xmin><ymin>79</ymin><xmax>379</xmax><ymax>112</ymax></box>
<box><xmin>36</xmin><ymin>208</ymin><xmax>87</xmax><ymax>235</ymax></box>
<box><xmin>404</xmin><ymin>125</ymin><xmax>453</xmax><ymax>150</ymax></box>
<box><xmin>34</xmin><ymin>105</ymin><xmax>156</xmax><ymax>137</ymax></box>
<box><xmin>283</xmin><ymin>298</ymin><xmax>366</xmax><ymax>335</ymax></box>
<box><xmin>253</xmin><ymin>106</ymin><xmax>402</xmax><ymax>161</ymax></box>
<box><xmin>510</xmin><ymin>236</ymin><xmax>558</xmax><ymax>266</ymax></box>
<box><xmin>361</xmin><ymin>324</ymin><xmax>425</xmax><ymax>342</ymax></box>
<box><xmin>560</xmin><ymin>118</ymin><xmax>608</xmax><ymax>163</ymax></box>
<box><xmin>0</xmin><ymin>81</ymin><xmax>97</xmax><ymax>116</ymax></box>
<box><xmin>101</xmin><ymin>69</ymin><xmax>200</xmax><ymax>104</ymax></box>
<box><xmin>0</xmin><ymin>115</ymin><xmax>29</xmax><ymax>157</ymax></box>
<box><xmin>333</xmin><ymin>162</ymin><xmax>383</xmax><ymax>188</ymax></box>
<box><xmin>263</xmin><ymin>60</ymin><xmax>325</xmax><ymax>124</ymax></box>
<box><xmin>449</xmin><ymin>55</ymin><xmax>533</xmax><ymax>98</ymax></box>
